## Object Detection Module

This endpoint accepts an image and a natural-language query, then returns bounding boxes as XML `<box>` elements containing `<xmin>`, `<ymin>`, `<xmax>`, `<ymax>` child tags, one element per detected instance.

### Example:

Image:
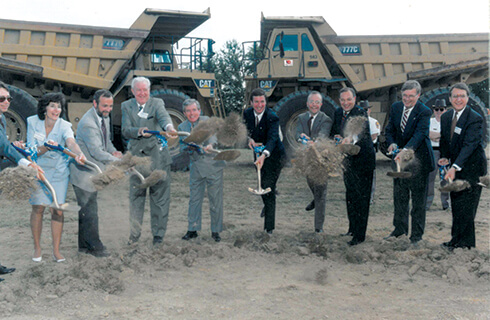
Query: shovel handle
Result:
<box><xmin>11</xmin><ymin>143</ymin><xmax>31</xmax><ymax>158</ymax></box>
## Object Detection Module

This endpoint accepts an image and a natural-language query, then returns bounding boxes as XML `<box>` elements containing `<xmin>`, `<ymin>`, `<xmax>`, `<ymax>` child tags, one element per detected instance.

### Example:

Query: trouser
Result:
<box><xmin>306</xmin><ymin>177</ymin><xmax>327</xmax><ymax>231</ymax></box>
<box><xmin>260</xmin><ymin>158</ymin><xmax>283</xmax><ymax>232</ymax></box>
<box><xmin>73</xmin><ymin>185</ymin><xmax>104</xmax><ymax>251</ymax></box>
<box><xmin>344</xmin><ymin>168</ymin><xmax>373</xmax><ymax>241</ymax></box>
<box><xmin>129</xmin><ymin>164</ymin><xmax>171</xmax><ymax>240</ymax></box>
<box><xmin>448</xmin><ymin>184</ymin><xmax>482</xmax><ymax>248</ymax></box>
<box><xmin>426</xmin><ymin>150</ymin><xmax>450</xmax><ymax>209</ymax></box>
<box><xmin>188</xmin><ymin>170</ymin><xmax>224</xmax><ymax>233</ymax></box>
<box><xmin>392</xmin><ymin>172</ymin><xmax>430</xmax><ymax>242</ymax></box>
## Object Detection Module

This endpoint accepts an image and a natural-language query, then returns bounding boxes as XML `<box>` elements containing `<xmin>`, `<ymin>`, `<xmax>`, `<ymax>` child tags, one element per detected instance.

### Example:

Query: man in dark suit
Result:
<box><xmin>295</xmin><ymin>91</ymin><xmax>333</xmax><ymax>233</ymax></box>
<box><xmin>439</xmin><ymin>82</ymin><xmax>487</xmax><ymax>250</ymax></box>
<box><xmin>0</xmin><ymin>81</ymin><xmax>43</xmax><ymax>282</ymax></box>
<box><xmin>331</xmin><ymin>88</ymin><xmax>375</xmax><ymax>245</ymax></box>
<box><xmin>122</xmin><ymin>77</ymin><xmax>177</xmax><ymax>245</ymax></box>
<box><xmin>244</xmin><ymin>88</ymin><xmax>286</xmax><ymax>234</ymax></box>
<box><xmin>70</xmin><ymin>89</ymin><xmax>123</xmax><ymax>257</ymax></box>
<box><xmin>384</xmin><ymin>80</ymin><xmax>435</xmax><ymax>244</ymax></box>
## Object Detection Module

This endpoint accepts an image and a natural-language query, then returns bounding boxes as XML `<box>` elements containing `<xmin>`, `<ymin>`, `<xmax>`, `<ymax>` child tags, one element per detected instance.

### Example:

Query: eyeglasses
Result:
<box><xmin>0</xmin><ymin>96</ymin><xmax>12</xmax><ymax>103</ymax></box>
<box><xmin>451</xmin><ymin>95</ymin><xmax>467</xmax><ymax>99</ymax></box>
<box><xmin>433</xmin><ymin>108</ymin><xmax>446</xmax><ymax>112</ymax></box>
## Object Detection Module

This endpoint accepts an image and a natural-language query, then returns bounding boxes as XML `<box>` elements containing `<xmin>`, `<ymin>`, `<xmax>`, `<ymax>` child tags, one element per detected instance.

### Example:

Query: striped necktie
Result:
<box><xmin>401</xmin><ymin>108</ymin><xmax>410</xmax><ymax>132</ymax></box>
<box><xmin>101</xmin><ymin>119</ymin><xmax>107</xmax><ymax>149</ymax></box>
<box><xmin>450</xmin><ymin>112</ymin><xmax>458</xmax><ymax>140</ymax></box>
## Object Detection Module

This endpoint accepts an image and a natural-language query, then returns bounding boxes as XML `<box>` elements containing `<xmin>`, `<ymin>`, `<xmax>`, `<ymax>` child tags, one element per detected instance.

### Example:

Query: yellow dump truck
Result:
<box><xmin>0</xmin><ymin>8</ymin><xmax>224</xmax><ymax>151</ymax></box>
<box><xmin>244</xmin><ymin>14</ymin><xmax>489</xmax><ymax>152</ymax></box>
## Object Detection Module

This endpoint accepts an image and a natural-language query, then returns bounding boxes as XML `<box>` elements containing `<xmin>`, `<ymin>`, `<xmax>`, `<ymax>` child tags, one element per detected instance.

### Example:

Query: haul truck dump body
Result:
<box><xmin>245</xmin><ymin>14</ymin><xmax>489</xmax><ymax>152</ymax></box>
<box><xmin>0</xmin><ymin>8</ymin><xmax>224</xmax><ymax>152</ymax></box>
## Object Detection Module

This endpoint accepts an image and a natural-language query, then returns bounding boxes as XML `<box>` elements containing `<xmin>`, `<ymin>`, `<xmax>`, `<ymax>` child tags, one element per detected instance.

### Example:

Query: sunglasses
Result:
<box><xmin>433</xmin><ymin>108</ymin><xmax>446</xmax><ymax>112</ymax></box>
<box><xmin>0</xmin><ymin>96</ymin><xmax>12</xmax><ymax>103</ymax></box>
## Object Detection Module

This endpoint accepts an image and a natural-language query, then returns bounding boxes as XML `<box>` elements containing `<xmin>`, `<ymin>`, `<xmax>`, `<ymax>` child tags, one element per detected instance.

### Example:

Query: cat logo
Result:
<box><xmin>259</xmin><ymin>80</ymin><xmax>277</xmax><ymax>92</ymax></box>
<box><xmin>194</xmin><ymin>79</ymin><xmax>216</xmax><ymax>89</ymax></box>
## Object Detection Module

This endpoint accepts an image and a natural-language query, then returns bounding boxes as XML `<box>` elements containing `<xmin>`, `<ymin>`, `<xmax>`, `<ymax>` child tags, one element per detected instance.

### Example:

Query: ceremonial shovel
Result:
<box><xmin>44</xmin><ymin>142</ymin><xmax>102</xmax><ymax>174</ymax></box>
<box><xmin>438</xmin><ymin>164</ymin><xmax>470</xmax><ymax>192</ymax></box>
<box><xmin>334</xmin><ymin>137</ymin><xmax>360</xmax><ymax>156</ymax></box>
<box><xmin>248</xmin><ymin>145</ymin><xmax>271</xmax><ymax>195</ymax></box>
<box><xmin>12</xmin><ymin>144</ymin><xmax>80</xmax><ymax>212</ymax></box>
<box><xmin>386</xmin><ymin>148</ymin><xmax>412</xmax><ymax>179</ymax></box>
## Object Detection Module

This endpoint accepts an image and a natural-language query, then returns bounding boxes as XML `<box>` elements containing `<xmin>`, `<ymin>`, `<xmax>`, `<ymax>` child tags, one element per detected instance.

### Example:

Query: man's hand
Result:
<box><xmin>254</xmin><ymin>154</ymin><xmax>265</xmax><ymax>170</ymax></box>
<box><xmin>75</xmin><ymin>153</ymin><xmax>87</xmax><ymax>165</ymax></box>
<box><xmin>342</xmin><ymin>136</ymin><xmax>353</xmax><ymax>145</ymax></box>
<box><xmin>138</xmin><ymin>127</ymin><xmax>152</xmax><ymax>137</ymax></box>
<box><xmin>12</xmin><ymin>141</ymin><xmax>25</xmax><ymax>149</ymax></box>
<box><xmin>438</xmin><ymin>158</ymin><xmax>449</xmax><ymax>166</ymax></box>
<box><xmin>388</xmin><ymin>143</ymin><xmax>398</xmax><ymax>153</ymax></box>
<box><xmin>429</xmin><ymin>131</ymin><xmax>441</xmax><ymax>142</ymax></box>
<box><xmin>203</xmin><ymin>144</ymin><xmax>213</xmax><ymax>153</ymax></box>
<box><xmin>248</xmin><ymin>138</ymin><xmax>256</xmax><ymax>150</ymax></box>
<box><xmin>28</xmin><ymin>162</ymin><xmax>44</xmax><ymax>180</ymax></box>
<box><xmin>112</xmin><ymin>151</ymin><xmax>123</xmax><ymax>159</ymax></box>
<box><xmin>445</xmin><ymin>167</ymin><xmax>456</xmax><ymax>181</ymax></box>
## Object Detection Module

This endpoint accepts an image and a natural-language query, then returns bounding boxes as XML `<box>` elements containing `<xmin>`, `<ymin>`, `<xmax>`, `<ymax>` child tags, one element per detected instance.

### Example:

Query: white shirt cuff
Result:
<box><xmin>18</xmin><ymin>158</ymin><xmax>31</xmax><ymax>167</ymax></box>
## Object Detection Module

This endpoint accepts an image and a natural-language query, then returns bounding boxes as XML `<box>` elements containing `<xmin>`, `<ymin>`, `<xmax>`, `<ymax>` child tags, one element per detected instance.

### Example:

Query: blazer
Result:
<box><xmin>0</xmin><ymin>114</ymin><xmax>23</xmax><ymax>165</ymax></box>
<box><xmin>440</xmin><ymin>107</ymin><xmax>487</xmax><ymax>185</ymax></box>
<box><xmin>121</xmin><ymin>97</ymin><xmax>173</xmax><ymax>168</ymax></box>
<box><xmin>295</xmin><ymin>111</ymin><xmax>333</xmax><ymax>141</ymax></box>
<box><xmin>331</xmin><ymin>106</ymin><xmax>375</xmax><ymax>173</ymax></box>
<box><xmin>243</xmin><ymin>107</ymin><xmax>285</xmax><ymax>164</ymax></box>
<box><xmin>385</xmin><ymin>101</ymin><xmax>435</xmax><ymax>173</ymax></box>
<box><xmin>178</xmin><ymin>116</ymin><xmax>226</xmax><ymax>179</ymax></box>
<box><xmin>70</xmin><ymin>107</ymin><xmax>120</xmax><ymax>192</ymax></box>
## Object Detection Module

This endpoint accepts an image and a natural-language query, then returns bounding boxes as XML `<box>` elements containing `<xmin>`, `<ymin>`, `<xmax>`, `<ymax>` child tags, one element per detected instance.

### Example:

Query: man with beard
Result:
<box><xmin>70</xmin><ymin>89</ymin><xmax>122</xmax><ymax>257</ymax></box>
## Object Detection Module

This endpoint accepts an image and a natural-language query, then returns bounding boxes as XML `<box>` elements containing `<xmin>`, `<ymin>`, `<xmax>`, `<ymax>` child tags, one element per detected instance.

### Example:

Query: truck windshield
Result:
<box><xmin>273</xmin><ymin>34</ymin><xmax>298</xmax><ymax>52</ymax></box>
<box><xmin>151</xmin><ymin>50</ymin><xmax>172</xmax><ymax>63</ymax></box>
<box><xmin>301</xmin><ymin>34</ymin><xmax>313</xmax><ymax>51</ymax></box>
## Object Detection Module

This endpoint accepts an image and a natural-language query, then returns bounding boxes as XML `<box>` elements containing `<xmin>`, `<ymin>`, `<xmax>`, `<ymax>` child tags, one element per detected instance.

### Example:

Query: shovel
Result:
<box><xmin>129</xmin><ymin>167</ymin><xmax>167</xmax><ymax>189</ymax></box>
<box><xmin>183</xmin><ymin>129</ymin><xmax>213</xmax><ymax>145</ymax></box>
<box><xmin>477</xmin><ymin>175</ymin><xmax>489</xmax><ymax>188</ymax></box>
<box><xmin>12</xmin><ymin>144</ymin><xmax>80</xmax><ymax>212</ymax></box>
<box><xmin>44</xmin><ymin>142</ymin><xmax>102</xmax><ymax>174</ymax></box>
<box><xmin>386</xmin><ymin>148</ymin><xmax>412</xmax><ymax>179</ymax></box>
<box><xmin>438</xmin><ymin>165</ymin><xmax>470</xmax><ymax>192</ymax></box>
<box><xmin>248</xmin><ymin>144</ymin><xmax>271</xmax><ymax>195</ymax></box>
<box><xmin>208</xmin><ymin>148</ymin><xmax>241</xmax><ymax>161</ymax></box>
<box><xmin>334</xmin><ymin>136</ymin><xmax>360</xmax><ymax>156</ymax></box>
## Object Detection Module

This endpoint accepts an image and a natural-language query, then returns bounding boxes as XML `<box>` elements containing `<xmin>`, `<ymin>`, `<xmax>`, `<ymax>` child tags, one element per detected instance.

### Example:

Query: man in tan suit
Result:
<box><xmin>122</xmin><ymin>77</ymin><xmax>177</xmax><ymax>245</ymax></box>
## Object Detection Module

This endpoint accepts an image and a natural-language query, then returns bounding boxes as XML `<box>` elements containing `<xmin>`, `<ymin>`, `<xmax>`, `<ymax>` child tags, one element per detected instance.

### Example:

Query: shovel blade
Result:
<box><xmin>248</xmin><ymin>187</ymin><xmax>271</xmax><ymax>195</ymax></box>
<box><xmin>49</xmin><ymin>203</ymin><xmax>81</xmax><ymax>212</ymax></box>
<box><xmin>184</xmin><ymin>130</ymin><xmax>213</xmax><ymax>144</ymax></box>
<box><xmin>213</xmin><ymin>150</ymin><xmax>241</xmax><ymax>161</ymax></box>
<box><xmin>338</xmin><ymin>144</ymin><xmax>360</xmax><ymax>156</ymax></box>
<box><xmin>387</xmin><ymin>171</ymin><xmax>412</xmax><ymax>179</ymax></box>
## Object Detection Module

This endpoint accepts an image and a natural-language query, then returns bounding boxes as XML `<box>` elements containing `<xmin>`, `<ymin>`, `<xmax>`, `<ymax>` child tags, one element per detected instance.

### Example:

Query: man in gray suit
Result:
<box><xmin>178</xmin><ymin>99</ymin><xmax>225</xmax><ymax>242</ymax></box>
<box><xmin>70</xmin><ymin>89</ymin><xmax>122</xmax><ymax>257</ymax></box>
<box><xmin>295</xmin><ymin>91</ymin><xmax>333</xmax><ymax>233</ymax></box>
<box><xmin>122</xmin><ymin>77</ymin><xmax>177</xmax><ymax>245</ymax></box>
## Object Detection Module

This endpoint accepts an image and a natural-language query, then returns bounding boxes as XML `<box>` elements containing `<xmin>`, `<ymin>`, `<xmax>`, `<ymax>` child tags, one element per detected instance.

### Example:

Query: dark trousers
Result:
<box><xmin>306</xmin><ymin>177</ymin><xmax>327</xmax><ymax>231</ymax></box>
<box><xmin>448</xmin><ymin>185</ymin><xmax>482</xmax><ymax>248</ymax></box>
<box><xmin>392</xmin><ymin>172</ymin><xmax>429</xmax><ymax>241</ymax></box>
<box><xmin>344</xmin><ymin>168</ymin><xmax>373</xmax><ymax>242</ymax></box>
<box><xmin>260</xmin><ymin>158</ymin><xmax>283</xmax><ymax>232</ymax></box>
<box><xmin>73</xmin><ymin>185</ymin><xmax>104</xmax><ymax>251</ymax></box>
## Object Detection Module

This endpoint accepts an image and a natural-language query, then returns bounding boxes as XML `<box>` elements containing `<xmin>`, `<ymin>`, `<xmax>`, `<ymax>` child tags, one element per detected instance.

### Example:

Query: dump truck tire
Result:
<box><xmin>150</xmin><ymin>89</ymin><xmax>190</xmax><ymax>171</ymax></box>
<box><xmin>420</xmin><ymin>88</ymin><xmax>488</xmax><ymax>147</ymax></box>
<box><xmin>274</xmin><ymin>91</ymin><xmax>338</xmax><ymax>155</ymax></box>
<box><xmin>4</xmin><ymin>85</ymin><xmax>37</xmax><ymax>142</ymax></box>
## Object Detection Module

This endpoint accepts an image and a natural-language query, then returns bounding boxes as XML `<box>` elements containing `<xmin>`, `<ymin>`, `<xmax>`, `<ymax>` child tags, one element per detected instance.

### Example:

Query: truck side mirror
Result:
<box><xmin>279</xmin><ymin>31</ymin><xmax>285</xmax><ymax>58</ymax></box>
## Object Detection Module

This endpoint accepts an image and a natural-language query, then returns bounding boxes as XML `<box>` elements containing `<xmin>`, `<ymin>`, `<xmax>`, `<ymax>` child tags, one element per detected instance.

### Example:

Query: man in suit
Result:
<box><xmin>439</xmin><ymin>83</ymin><xmax>487</xmax><ymax>250</ymax></box>
<box><xmin>122</xmin><ymin>77</ymin><xmax>177</xmax><ymax>245</ymax></box>
<box><xmin>244</xmin><ymin>88</ymin><xmax>286</xmax><ymax>234</ymax></box>
<box><xmin>179</xmin><ymin>99</ymin><xmax>226</xmax><ymax>242</ymax></box>
<box><xmin>0</xmin><ymin>81</ymin><xmax>43</xmax><ymax>282</ymax></box>
<box><xmin>331</xmin><ymin>88</ymin><xmax>375</xmax><ymax>245</ymax></box>
<box><xmin>70</xmin><ymin>89</ymin><xmax>122</xmax><ymax>257</ymax></box>
<box><xmin>295</xmin><ymin>91</ymin><xmax>333</xmax><ymax>233</ymax></box>
<box><xmin>384</xmin><ymin>80</ymin><xmax>435</xmax><ymax>245</ymax></box>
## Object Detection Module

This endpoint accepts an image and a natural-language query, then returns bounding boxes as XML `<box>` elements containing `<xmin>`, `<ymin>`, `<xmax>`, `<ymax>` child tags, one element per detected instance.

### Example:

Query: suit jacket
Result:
<box><xmin>385</xmin><ymin>101</ymin><xmax>435</xmax><ymax>173</ymax></box>
<box><xmin>243</xmin><ymin>107</ymin><xmax>285</xmax><ymax>164</ymax></box>
<box><xmin>331</xmin><ymin>106</ymin><xmax>375</xmax><ymax>173</ymax></box>
<box><xmin>440</xmin><ymin>107</ymin><xmax>487</xmax><ymax>185</ymax></box>
<box><xmin>178</xmin><ymin>116</ymin><xmax>226</xmax><ymax>179</ymax></box>
<box><xmin>70</xmin><ymin>107</ymin><xmax>119</xmax><ymax>192</ymax></box>
<box><xmin>121</xmin><ymin>97</ymin><xmax>173</xmax><ymax>168</ymax></box>
<box><xmin>295</xmin><ymin>111</ymin><xmax>333</xmax><ymax>141</ymax></box>
<box><xmin>0</xmin><ymin>114</ymin><xmax>23</xmax><ymax>166</ymax></box>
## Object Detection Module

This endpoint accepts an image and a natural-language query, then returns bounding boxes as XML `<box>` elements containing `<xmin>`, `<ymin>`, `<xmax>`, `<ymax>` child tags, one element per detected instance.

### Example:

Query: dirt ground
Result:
<box><xmin>0</xmin><ymin>150</ymin><xmax>488</xmax><ymax>320</ymax></box>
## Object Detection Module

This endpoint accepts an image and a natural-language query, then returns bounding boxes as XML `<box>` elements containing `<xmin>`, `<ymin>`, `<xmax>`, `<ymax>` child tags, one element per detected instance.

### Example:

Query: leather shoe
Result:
<box><xmin>260</xmin><ymin>207</ymin><xmax>265</xmax><ymax>218</ymax></box>
<box><xmin>211</xmin><ymin>232</ymin><xmax>221</xmax><ymax>242</ymax></box>
<box><xmin>340</xmin><ymin>231</ymin><xmax>353</xmax><ymax>237</ymax></box>
<box><xmin>383</xmin><ymin>232</ymin><xmax>403</xmax><ymax>240</ymax></box>
<box><xmin>348</xmin><ymin>239</ymin><xmax>361</xmax><ymax>246</ymax></box>
<box><xmin>182</xmin><ymin>231</ymin><xmax>198</xmax><ymax>240</ymax></box>
<box><xmin>305</xmin><ymin>200</ymin><xmax>315</xmax><ymax>211</ymax></box>
<box><xmin>315</xmin><ymin>229</ymin><xmax>323</xmax><ymax>233</ymax></box>
<box><xmin>0</xmin><ymin>266</ymin><xmax>15</xmax><ymax>275</ymax></box>
<box><xmin>87</xmin><ymin>248</ymin><xmax>110</xmax><ymax>258</ymax></box>
<box><xmin>265</xmin><ymin>229</ymin><xmax>273</xmax><ymax>235</ymax></box>
<box><xmin>153</xmin><ymin>236</ymin><xmax>163</xmax><ymax>245</ymax></box>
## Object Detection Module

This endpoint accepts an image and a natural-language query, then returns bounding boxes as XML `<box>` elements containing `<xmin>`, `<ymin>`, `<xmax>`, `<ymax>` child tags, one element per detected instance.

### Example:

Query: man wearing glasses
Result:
<box><xmin>384</xmin><ymin>80</ymin><xmax>434</xmax><ymax>246</ymax></box>
<box><xmin>426</xmin><ymin>99</ymin><xmax>450</xmax><ymax>211</ymax></box>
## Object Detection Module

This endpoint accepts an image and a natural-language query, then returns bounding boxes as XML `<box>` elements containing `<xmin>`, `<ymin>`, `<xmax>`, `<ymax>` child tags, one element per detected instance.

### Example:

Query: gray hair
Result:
<box><xmin>182</xmin><ymin>98</ymin><xmax>201</xmax><ymax>113</ymax></box>
<box><xmin>449</xmin><ymin>82</ymin><xmax>470</xmax><ymax>96</ymax></box>
<box><xmin>339</xmin><ymin>87</ymin><xmax>356</xmax><ymax>98</ymax></box>
<box><xmin>308</xmin><ymin>90</ymin><xmax>323</xmax><ymax>102</ymax></box>
<box><xmin>401</xmin><ymin>80</ymin><xmax>422</xmax><ymax>95</ymax></box>
<box><xmin>131</xmin><ymin>77</ymin><xmax>151</xmax><ymax>90</ymax></box>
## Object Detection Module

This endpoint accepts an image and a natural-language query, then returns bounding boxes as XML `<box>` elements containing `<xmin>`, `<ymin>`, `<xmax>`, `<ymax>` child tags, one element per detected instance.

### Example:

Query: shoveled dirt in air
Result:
<box><xmin>0</xmin><ymin>151</ymin><xmax>488</xmax><ymax>320</ymax></box>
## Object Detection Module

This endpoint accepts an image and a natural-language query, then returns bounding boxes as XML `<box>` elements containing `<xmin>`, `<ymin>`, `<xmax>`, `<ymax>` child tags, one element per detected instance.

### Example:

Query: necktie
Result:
<box><xmin>255</xmin><ymin>116</ymin><xmax>259</xmax><ymax>127</ymax></box>
<box><xmin>307</xmin><ymin>116</ymin><xmax>314</xmax><ymax>136</ymax></box>
<box><xmin>101</xmin><ymin>119</ymin><xmax>107</xmax><ymax>149</ymax></box>
<box><xmin>341</xmin><ymin>111</ymin><xmax>347</xmax><ymax>127</ymax></box>
<box><xmin>450</xmin><ymin>112</ymin><xmax>458</xmax><ymax>140</ymax></box>
<box><xmin>401</xmin><ymin>109</ymin><xmax>409</xmax><ymax>132</ymax></box>
<box><xmin>138</xmin><ymin>105</ymin><xmax>143</xmax><ymax>112</ymax></box>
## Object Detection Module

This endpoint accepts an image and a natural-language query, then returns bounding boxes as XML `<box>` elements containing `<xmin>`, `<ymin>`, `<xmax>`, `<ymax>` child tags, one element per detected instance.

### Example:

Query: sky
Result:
<box><xmin>1</xmin><ymin>0</ymin><xmax>488</xmax><ymax>50</ymax></box>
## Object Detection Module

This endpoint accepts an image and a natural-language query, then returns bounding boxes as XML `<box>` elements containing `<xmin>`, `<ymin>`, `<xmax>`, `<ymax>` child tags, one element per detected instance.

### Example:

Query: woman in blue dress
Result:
<box><xmin>27</xmin><ymin>93</ymin><xmax>85</xmax><ymax>263</ymax></box>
